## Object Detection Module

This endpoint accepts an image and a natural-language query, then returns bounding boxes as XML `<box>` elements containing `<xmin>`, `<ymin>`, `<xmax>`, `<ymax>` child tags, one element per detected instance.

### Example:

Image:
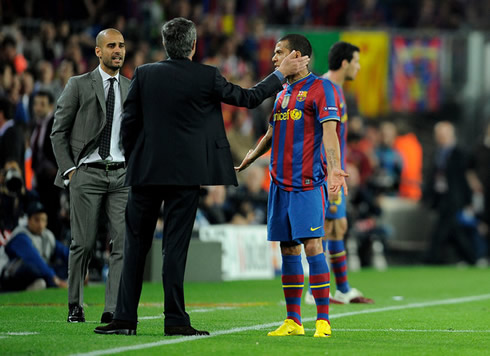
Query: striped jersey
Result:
<box><xmin>269</xmin><ymin>73</ymin><xmax>341</xmax><ymax>192</ymax></box>
<box><xmin>331</xmin><ymin>82</ymin><xmax>347</xmax><ymax>170</ymax></box>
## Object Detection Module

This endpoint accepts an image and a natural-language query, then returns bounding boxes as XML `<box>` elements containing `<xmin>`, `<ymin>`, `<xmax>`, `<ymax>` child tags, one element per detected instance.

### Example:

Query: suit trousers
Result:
<box><xmin>114</xmin><ymin>185</ymin><xmax>200</xmax><ymax>327</ymax></box>
<box><xmin>68</xmin><ymin>164</ymin><xmax>128</xmax><ymax>311</ymax></box>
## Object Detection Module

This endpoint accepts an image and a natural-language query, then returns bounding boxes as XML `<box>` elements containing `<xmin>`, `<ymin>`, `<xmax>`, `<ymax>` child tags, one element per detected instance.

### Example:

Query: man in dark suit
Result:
<box><xmin>423</xmin><ymin>121</ymin><xmax>475</xmax><ymax>264</ymax></box>
<box><xmin>95</xmin><ymin>17</ymin><xmax>309</xmax><ymax>336</ymax></box>
<box><xmin>51</xmin><ymin>29</ymin><xmax>130</xmax><ymax>324</ymax></box>
<box><xmin>30</xmin><ymin>90</ymin><xmax>62</xmax><ymax>237</ymax></box>
<box><xmin>0</xmin><ymin>97</ymin><xmax>24</xmax><ymax>178</ymax></box>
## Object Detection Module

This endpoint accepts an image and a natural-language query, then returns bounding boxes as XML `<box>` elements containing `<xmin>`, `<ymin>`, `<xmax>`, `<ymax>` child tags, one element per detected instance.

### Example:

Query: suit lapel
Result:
<box><xmin>120</xmin><ymin>77</ymin><xmax>129</xmax><ymax>101</ymax></box>
<box><xmin>91</xmin><ymin>68</ymin><xmax>106</xmax><ymax>116</ymax></box>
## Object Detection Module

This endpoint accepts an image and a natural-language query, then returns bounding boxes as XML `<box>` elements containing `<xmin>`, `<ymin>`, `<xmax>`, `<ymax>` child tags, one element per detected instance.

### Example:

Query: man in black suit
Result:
<box><xmin>423</xmin><ymin>121</ymin><xmax>475</xmax><ymax>264</ymax></box>
<box><xmin>30</xmin><ymin>90</ymin><xmax>62</xmax><ymax>237</ymax></box>
<box><xmin>95</xmin><ymin>17</ymin><xmax>309</xmax><ymax>336</ymax></box>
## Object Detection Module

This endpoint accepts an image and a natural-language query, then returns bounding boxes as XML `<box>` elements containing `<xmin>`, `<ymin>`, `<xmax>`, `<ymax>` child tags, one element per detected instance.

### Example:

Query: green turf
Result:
<box><xmin>1</xmin><ymin>267</ymin><xmax>489</xmax><ymax>355</ymax></box>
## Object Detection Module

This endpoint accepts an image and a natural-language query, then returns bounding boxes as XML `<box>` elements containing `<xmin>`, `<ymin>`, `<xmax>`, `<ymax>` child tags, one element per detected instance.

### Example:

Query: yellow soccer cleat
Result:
<box><xmin>267</xmin><ymin>319</ymin><xmax>305</xmax><ymax>336</ymax></box>
<box><xmin>313</xmin><ymin>320</ymin><xmax>332</xmax><ymax>337</ymax></box>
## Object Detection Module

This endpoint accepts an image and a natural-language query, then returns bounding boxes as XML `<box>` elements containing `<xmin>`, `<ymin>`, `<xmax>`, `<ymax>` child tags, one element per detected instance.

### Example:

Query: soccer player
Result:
<box><xmin>236</xmin><ymin>34</ymin><xmax>348</xmax><ymax>337</ymax></box>
<box><xmin>305</xmin><ymin>41</ymin><xmax>374</xmax><ymax>305</ymax></box>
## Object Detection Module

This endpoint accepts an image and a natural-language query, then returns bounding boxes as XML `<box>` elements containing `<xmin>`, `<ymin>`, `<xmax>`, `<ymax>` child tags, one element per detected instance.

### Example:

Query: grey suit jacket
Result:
<box><xmin>50</xmin><ymin>68</ymin><xmax>130</xmax><ymax>187</ymax></box>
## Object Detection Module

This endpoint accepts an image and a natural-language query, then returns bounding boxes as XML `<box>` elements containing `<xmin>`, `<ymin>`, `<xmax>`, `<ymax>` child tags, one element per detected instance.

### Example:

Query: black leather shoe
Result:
<box><xmin>67</xmin><ymin>304</ymin><xmax>85</xmax><ymax>323</ymax></box>
<box><xmin>94</xmin><ymin>320</ymin><xmax>137</xmax><ymax>335</ymax></box>
<box><xmin>100</xmin><ymin>312</ymin><xmax>114</xmax><ymax>324</ymax></box>
<box><xmin>164</xmin><ymin>325</ymin><xmax>209</xmax><ymax>336</ymax></box>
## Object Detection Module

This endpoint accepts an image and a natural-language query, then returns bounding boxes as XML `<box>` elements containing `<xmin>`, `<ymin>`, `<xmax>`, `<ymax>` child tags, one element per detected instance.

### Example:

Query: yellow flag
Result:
<box><xmin>340</xmin><ymin>32</ymin><xmax>389</xmax><ymax>117</ymax></box>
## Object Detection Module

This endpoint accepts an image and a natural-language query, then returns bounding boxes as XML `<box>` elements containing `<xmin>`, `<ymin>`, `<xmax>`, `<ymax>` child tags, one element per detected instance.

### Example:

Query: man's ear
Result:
<box><xmin>295</xmin><ymin>50</ymin><xmax>302</xmax><ymax>58</ymax></box>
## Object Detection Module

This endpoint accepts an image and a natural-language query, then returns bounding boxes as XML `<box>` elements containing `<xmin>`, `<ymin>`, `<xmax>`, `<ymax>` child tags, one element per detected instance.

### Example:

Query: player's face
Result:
<box><xmin>345</xmin><ymin>51</ymin><xmax>360</xmax><ymax>81</ymax></box>
<box><xmin>96</xmin><ymin>32</ymin><xmax>126</xmax><ymax>73</ymax></box>
<box><xmin>272</xmin><ymin>41</ymin><xmax>291</xmax><ymax>69</ymax></box>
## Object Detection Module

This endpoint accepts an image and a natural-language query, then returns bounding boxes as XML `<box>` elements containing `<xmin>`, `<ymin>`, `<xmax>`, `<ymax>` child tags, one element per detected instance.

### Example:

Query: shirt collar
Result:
<box><xmin>0</xmin><ymin>119</ymin><xmax>14</xmax><ymax>137</ymax></box>
<box><xmin>98</xmin><ymin>65</ymin><xmax>119</xmax><ymax>83</ymax></box>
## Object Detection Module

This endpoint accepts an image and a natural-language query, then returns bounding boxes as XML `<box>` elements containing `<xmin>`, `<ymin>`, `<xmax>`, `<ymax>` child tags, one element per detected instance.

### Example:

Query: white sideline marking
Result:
<box><xmin>307</xmin><ymin>328</ymin><xmax>490</xmax><ymax>333</ymax></box>
<box><xmin>2</xmin><ymin>332</ymin><xmax>40</xmax><ymax>336</ymax></box>
<box><xmin>0</xmin><ymin>331</ymin><xmax>40</xmax><ymax>339</ymax></box>
<box><xmin>72</xmin><ymin>294</ymin><xmax>490</xmax><ymax>356</ymax></box>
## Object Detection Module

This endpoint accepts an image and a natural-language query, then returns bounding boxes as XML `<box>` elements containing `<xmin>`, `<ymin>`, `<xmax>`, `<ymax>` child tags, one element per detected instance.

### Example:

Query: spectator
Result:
<box><xmin>466</xmin><ymin>121</ymin><xmax>490</xmax><ymax>264</ymax></box>
<box><xmin>0</xmin><ymin>201</ymin><xmax>68</xmax><ymax>292</ymax></box>
<box><xmin>30</xmin><ymin>90</ymin><xmax>62</xmax><ymax>237</ymax></box>
<box><xmin>372</xmin><ymin>121</ymin><xmax>403</xmax><ymax>195</ymax></box>
<box><xmin>393</xmin><ymin>119</ymin><xmax>423</xmax><ymax>200</ymax></box>
<box><xmin>423</xmin><ymin>121</ymin><xmax>475</xmax><ymax>264</ymax></box>
<box><xmin>199</xmin><ymin>186</ymin><xmax>230</xmax><ymax>225</ymax></box>
<box><xmin>228</xmin><ymin>165</ymin><xmax>268</xmax><ymax>225</ymax></box>
<box><xmin>0</xmin><ymin>96</ymin><xmax>25</xmax><ymax>177</ymax></box>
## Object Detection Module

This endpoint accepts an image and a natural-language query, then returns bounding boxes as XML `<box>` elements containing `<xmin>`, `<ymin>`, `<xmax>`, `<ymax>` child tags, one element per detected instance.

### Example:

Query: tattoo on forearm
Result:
<box><xmin>326</xmin><ymin>148</ymin><xmax>338</xmax><ymax>169</ymax></box>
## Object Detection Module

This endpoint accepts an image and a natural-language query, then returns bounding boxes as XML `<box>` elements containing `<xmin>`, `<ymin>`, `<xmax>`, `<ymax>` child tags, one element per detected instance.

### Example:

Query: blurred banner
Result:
<box><xmin>199</xmin><ymin>225</ymin><xmax>274</xmax><ymax>280</ymax></box>
<box><xmin>298</xmin><ymin>31</ymin><xmax>341</xmax><ymax>75</ymax></box>
<box><xmin>391</xmin><ymin>36</ymin><xmax>442</xmax><ymax>112</ymax></box>
<box><xmin>340</xmin><ymin>31</ymin><xmax>390</xmax><ymax>118</ymax></box>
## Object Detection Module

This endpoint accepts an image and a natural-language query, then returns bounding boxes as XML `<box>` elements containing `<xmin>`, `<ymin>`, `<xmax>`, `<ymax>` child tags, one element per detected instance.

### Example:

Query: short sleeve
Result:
<box><xmin>315</xmin><ymin>80</ymin><xmax>341</xmax><ymax>124</ymax></box>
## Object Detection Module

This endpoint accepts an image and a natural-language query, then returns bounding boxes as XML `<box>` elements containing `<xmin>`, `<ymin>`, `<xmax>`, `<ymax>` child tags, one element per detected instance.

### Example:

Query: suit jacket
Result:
<box><xmin>31</xmin><ymin>115</ymin><xmax>57</xmax><ymax>179</ymax></box>
<box><xmin>50</xmin><ymin>68</ymin><xmax>130</xmax><ymax>187</ymax></box>
<box><xmin>121</xmin><ymin>58</ymin><xmax>283</xmax><ymax>187</ymax></box>
<box><xmin>0</xmin><ymin>121</ymin><xmax>25</xmax><ymax>172</ymax></box>
<box><xmin>423</xmin><ymin>145</ymin><xmax>471</xmax><ymax>213</ymax></box>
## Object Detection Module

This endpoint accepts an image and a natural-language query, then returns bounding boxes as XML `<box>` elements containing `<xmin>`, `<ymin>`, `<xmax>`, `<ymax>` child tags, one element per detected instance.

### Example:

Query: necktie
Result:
<box><xmin>99</xmin><ymin>77</ymin><xmax>116</xmax><ymax>159</ymax></box>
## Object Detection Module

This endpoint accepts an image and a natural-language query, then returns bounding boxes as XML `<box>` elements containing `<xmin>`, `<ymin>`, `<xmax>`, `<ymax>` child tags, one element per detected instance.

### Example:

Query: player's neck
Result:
<box><xmin>287</xmin><ymin>69</ymin><xmax>310</xmax><ymax>84</ymax></box>
<box><xmin>325</xmin><ymin>70</ymin><xmax>344</xmax><ymax>87</ymax></box>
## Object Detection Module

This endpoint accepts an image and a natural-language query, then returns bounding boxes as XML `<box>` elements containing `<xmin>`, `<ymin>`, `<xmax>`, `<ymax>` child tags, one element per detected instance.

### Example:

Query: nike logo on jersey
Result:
<box><xmin>310</xmin><ymin>226</ymin><xmax>322</xmax><ymax>231</ymax></box>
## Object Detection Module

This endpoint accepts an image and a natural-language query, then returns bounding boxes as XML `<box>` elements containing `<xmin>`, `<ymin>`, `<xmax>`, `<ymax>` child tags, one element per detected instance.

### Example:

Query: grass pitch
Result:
<box><xmin>1</xmin><ymin>266</ymin><xmax>489</xmax><ymax>355</ymax></box>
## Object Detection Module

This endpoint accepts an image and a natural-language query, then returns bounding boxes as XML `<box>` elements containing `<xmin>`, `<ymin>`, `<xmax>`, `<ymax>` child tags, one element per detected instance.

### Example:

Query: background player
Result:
<box><xmin>305</xmin><ymin>41</ymin><xmax>374</xmax><ymax>305</ymax></box>
<box><xmin>236</xmin><ymin>34</ymin><xmax>348</xmax><ymax>338</ymax></box>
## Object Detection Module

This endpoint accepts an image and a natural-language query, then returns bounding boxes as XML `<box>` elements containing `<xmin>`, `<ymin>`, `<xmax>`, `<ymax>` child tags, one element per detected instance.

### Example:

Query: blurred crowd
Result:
<box><xmin>0</xmin><ymin>0</ymin><xmax>489</xmax><ymax>291</ymax></box>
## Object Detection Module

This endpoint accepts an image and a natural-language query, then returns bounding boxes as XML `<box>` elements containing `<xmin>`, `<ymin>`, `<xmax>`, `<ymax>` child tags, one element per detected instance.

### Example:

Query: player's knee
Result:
<box><xmin>280</xmin><ymin>242</ymin><xmax>301</xmax><ymax>256</ymax></box>
<box><xmin>303</xmin><ymin>238</ymin><xmax>323</xmax><ymax>256</ymax></box>
<box><xmin>334</xmin><ymin>218</ymin><xmax>348</xmax><ymax>239</ymax></box>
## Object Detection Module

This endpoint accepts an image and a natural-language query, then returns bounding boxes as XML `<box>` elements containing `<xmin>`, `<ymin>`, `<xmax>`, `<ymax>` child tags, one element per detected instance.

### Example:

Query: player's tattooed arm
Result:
<box><xmin>326</xmin><ymin>148</ymin><xmax>338</xmax><ymax>170</ymax></box>
<box><xmin>322</xmin><ymin>121</ymin><xmax>349</xmax><ymax>195</ymax></box>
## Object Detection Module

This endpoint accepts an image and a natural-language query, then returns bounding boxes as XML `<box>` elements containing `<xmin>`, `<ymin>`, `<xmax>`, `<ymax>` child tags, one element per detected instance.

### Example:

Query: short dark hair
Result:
<box><xmin>161</xmin><ymin>17</ymin><xmax>197</xmax><ymax>59</ymax></box>
<box><xmin>328</xmin><ymin>42</ymin><xmax>360</xmax><ymax>70</ymax></box>
<box><xmin>34</xmin><ymin>90</ymin><xmax>55</xmax><ymax>105</ymax></box>
<box><xmin>26</xmin><ymin>201</ymin><xmax>47</xmax><ymax>217</ymax></box>
<box><xmin>278</xmin><ymin>34</ymin><xmax>312</xmax><ymax>58</ymax></box>
<box><xmin>2</xmin><ymin>35</ymin><xmax>16</xmax><ymax>49</ymax></box>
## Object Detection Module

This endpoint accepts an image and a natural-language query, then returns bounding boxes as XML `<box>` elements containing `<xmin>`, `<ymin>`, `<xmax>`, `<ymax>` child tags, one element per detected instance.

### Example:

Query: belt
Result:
<box><xmin>84</xmin><ymin>162</ymin><xmax>125</xmax><ymax>171</ymax></box>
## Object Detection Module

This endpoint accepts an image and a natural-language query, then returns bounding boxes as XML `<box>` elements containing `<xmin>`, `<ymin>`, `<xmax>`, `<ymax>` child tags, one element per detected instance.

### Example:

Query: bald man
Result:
<box><xmin>51</xmin><ymin>28</ymin><xmax>130</xmax><ymax>323</ymax></box>
<box><xmin>423</xmin><ymin>121</ymin><xmax>475</xmax><ymax>264</ymax></box>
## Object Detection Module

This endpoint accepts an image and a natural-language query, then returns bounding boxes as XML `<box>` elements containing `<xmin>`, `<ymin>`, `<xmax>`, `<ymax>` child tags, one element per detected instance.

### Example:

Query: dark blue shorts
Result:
<box><xmin>267</xmin><ymin>182</ymin><xmax>327</xmax><ymax>242</ymax></box>
<box><xmin>325</xmin><ymin>186</ymin><xmax>347</xmax><ymax>220</ymax></box>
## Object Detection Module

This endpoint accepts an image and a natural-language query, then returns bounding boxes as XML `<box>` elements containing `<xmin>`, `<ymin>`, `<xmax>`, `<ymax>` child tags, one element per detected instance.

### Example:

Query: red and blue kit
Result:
<box><xmin>325</xmin><ymin>82</ymin><xmax>347</xmax><ymax>220</ymax></box>
<box><xmin>267</xmin><ymin>73</ymin><xmax>341</xmax><ymax>242</ymax></box>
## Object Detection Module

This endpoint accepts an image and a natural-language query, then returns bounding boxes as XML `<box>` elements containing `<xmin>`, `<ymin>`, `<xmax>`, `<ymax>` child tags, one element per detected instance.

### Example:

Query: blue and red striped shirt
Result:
<box><xmin>331</xmin><ymin>82</ymin><xmax>347</xmax><ymax>170</ymax></box>
<box><xmin>269</xmin><ymin>73</ymin><xmax>341</xmax><ymax>192</ymax></box>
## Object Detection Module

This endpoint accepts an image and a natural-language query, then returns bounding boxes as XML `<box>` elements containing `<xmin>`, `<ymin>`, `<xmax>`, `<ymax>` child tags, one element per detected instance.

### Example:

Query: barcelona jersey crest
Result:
<box><xmin>296</xmin><ymin>91</ymin><xmax>307</xmax><ymax>102</ymax></box>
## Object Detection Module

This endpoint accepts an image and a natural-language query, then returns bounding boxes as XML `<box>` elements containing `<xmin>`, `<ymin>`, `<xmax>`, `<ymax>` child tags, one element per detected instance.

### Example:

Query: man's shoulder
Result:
<box><xmin>70</xmin><ymin>71</ymin><xmax>94</xmax><ymax>82</ymax></box>
<box><xmin>9</xmin><ymin>225</ymin><xmax>30</xmax><ymax>242</ymax></box>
